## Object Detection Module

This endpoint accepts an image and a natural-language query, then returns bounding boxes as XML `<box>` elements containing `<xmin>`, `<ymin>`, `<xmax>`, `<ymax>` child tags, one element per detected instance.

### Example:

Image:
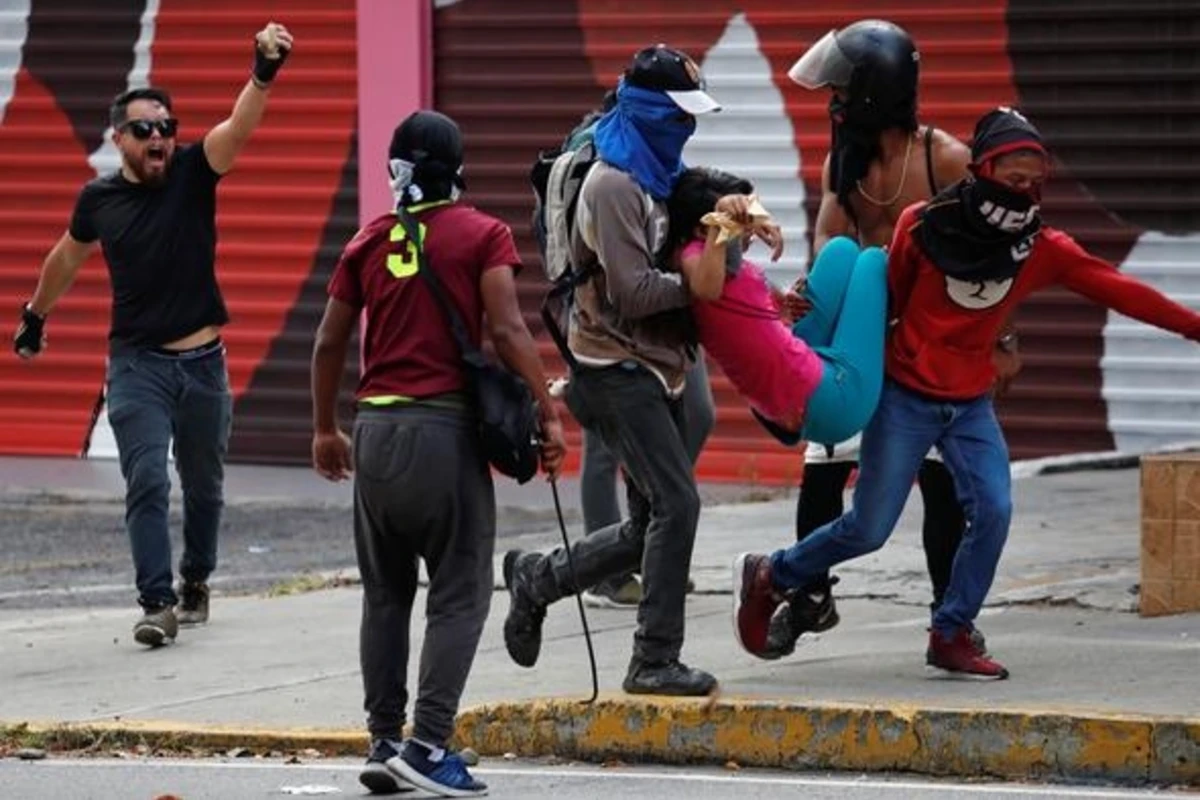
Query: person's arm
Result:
<box><xmin>1054</xmin><ymin>233</ymin><xmax>1200</xmax><ymax>339</ymax></box>
<box><xmin>15</xmin><ymin>226</ymin><xmax>96</xmax><ymax>359</ymax></box>
<box><xmin>678</xmin><ymin>227</ymin><xmax>726</xmax><ymax>302</ymax></box>
<box><xmin>311</xmin><ymin>297</ymin><xmax>355</xmax><ymax>439</ymax></box>
<box><xmin>29</xmin><ymin>233</ymin><xmax>95</xmax><ymax>316</ymax></box>
<box><xmin>481</xmin><ymin>265</ymin><xmax>566</xmax><ymax>478</ymax></box>
<box><xmin>588</xmin><ymin>171</ymin><xmax>691</xmax><ymax>319</ymax></box>
<box><xmin>203</xmin><ymin>22</ymin><xmax>293</xmax><ymax>175</ymax></box>
<box><xmin>811</xmin><ymin>153</ymin><xmax>856</xmax><ymax>258</ymax></box>
<box><xmin>310</xmin><ymin>227</ymin><xmax>366</xmax><ymax>481</ymax></box>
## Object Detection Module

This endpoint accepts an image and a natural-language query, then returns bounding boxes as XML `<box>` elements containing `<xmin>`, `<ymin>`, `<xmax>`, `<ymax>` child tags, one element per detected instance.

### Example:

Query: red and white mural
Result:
<box><xmin>0</xmin><ymin>1</ymin><xmax>1194</xmax><ymax>486</ymax></box>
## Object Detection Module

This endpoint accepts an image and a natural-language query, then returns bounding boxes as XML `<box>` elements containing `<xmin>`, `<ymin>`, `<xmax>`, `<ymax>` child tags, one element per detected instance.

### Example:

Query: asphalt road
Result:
<box><xmin>0</xmin><ymin>757</ymin><xmax>1185</xmax><ymax>800</ymax></box>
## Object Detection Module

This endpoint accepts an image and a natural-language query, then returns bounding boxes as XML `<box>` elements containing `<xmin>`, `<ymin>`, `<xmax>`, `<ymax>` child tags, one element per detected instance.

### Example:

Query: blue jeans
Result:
<box><xmin>793</xmin><ymin>237</ymin><xmax>888</xmax><ymax>446</ymax></box>
<box><xmin>105</xmin><ymin>346</ymin><xmax>233</xmax><ymax>609</ymax></box>
<box><xmin>770</xmin><ymin>380</ymin><xmax>1012</xmax><ymax>635</ymax></box>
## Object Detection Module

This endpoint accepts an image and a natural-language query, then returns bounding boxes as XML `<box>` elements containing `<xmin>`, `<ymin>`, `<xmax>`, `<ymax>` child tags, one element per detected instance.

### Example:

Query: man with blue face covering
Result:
<box><xmin>503</xmin><ymin>45</ymin><xmax>723</xmax><ymax>696</ymax></box>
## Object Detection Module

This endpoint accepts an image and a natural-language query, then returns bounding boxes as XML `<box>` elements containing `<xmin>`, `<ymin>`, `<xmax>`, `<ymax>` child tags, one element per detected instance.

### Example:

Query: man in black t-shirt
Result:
<box><xmin>12</xmin><ymin>22</ymin><xmax>294</xmax><ymax>648</ymax></box>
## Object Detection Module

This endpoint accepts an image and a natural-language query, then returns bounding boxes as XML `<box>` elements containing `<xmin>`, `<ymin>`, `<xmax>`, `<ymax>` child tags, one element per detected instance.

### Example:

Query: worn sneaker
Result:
<box><xmin>930</xmin><ymin>602</ymin><xmax>989</xmax><ymax>655</ymax></box>
<box><xmin>503</xmin><ymin>550</ymin><xmax>547</xmax><ymax>668</ymax></box>
<box><xmin>732</xmin><ymin>553</ymin><xmax>785</xmax><ymax>659</ymax></box>
<box><xmin>926</xmin><ymin>628</ymin><xmax>1009</xmax><ymax>680</ymax></box>
<box><xmin>387</xmin><ymin>739</ymin><xmax>487</xmax><ymax>797</ymax></box>
<box><xmin>763</xmin><ymin>576</ymin><xmax>841</xmax><ymax>658</ymax></box>
<box><xmin>623</xmin><ymin>658</ymin><xmax>718</xmax><ymax>697</ymax></box>
<box><xmin>360</xmin><ymin>738</ymin><xmax>413</xmax><ymax>794</ymax></box>
<box><xmin>582</xmin><ymin>575</ymin><xmax>641</xmax><ymax>609</ymax></box>
<box><xmin>133</xmin><ymin>604</ymin><xmax>178</xmax><ymax>648</ymax></box>
<box><xmin>176</xmin><ymin>582</ymin><xmax>210</xmax><ymax>626</ymax></box>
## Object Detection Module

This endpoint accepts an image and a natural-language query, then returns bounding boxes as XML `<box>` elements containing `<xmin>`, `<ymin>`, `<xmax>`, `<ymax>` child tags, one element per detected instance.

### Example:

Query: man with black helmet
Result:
<box><xmin>501</xmin><ymin>45</ymin><xmax>726</xmax><ymax>697</ymax></box>
<box><xmin>311</xmin><ymin>109</ymin><xmax>566</xmax><ymax>796</ymax></box>
<box><xmin>765</xmin><ymin>19</ymin><xmax>1018</xmax><ymax>659</ymax></box>
<box><xmin>735</xmin><ymin>106</ymin><xmax>1200</xmax><ymax>679</ymax></box>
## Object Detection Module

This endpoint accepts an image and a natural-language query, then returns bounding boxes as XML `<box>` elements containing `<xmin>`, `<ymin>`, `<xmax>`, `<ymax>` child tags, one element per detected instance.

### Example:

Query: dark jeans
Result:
<box><xmin>580</xmin><ymin>355</ymin><xmax>714</xmax><ymax>590</ymax></box>
<box><xmin>796</xmin><ymin>458</ymin><xmax>965</xmax><ymax>606</ymax></box>
<box><xmin>105</xmin><ymin>346</ymin><xmax>232</xmax><ymax>609</ymax></box>
<box><xmin>527</xmin><ymin>363</ymin><xmax>700</xmax><ymax>663</ymax></box>
<box><xmin>353</xmin><ymin>406</ymin><xmax>495</xmax><ymax>747</ymax></box>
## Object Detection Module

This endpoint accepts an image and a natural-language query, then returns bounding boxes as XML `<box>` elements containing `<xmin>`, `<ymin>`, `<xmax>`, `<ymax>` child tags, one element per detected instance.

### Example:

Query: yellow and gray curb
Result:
<box><xmin>5</xmin><ymin>697</ymin><xmax>1198</xmax><ymax>787</ymax></box>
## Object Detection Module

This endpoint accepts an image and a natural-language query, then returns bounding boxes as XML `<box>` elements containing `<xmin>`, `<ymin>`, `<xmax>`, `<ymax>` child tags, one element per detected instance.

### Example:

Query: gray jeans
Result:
<box><xmin>581</xmin><ymin>354</ymin><xmax>714</xmax><ymax>533</ymax></box>
<box><xmin>106</xmin><ymin>345</ymin><xmax>232</xmax><ymax>609</ymax></box>
<box><xmin>526</xmin><ymin>363</ymin><xmax>700</xmax><ymax>663</ymax></box>
<box><xmin>353</xmin><ymin>406</ymin><xmax>494</xmax><ymax>747</ymax></box>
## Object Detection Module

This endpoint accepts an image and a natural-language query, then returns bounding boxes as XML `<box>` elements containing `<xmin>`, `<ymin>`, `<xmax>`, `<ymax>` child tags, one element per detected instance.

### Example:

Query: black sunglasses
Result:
<box><xmin>119</xmin><ymin>118</ymin><xmax>178</xmax><ymax>140</ymax></box>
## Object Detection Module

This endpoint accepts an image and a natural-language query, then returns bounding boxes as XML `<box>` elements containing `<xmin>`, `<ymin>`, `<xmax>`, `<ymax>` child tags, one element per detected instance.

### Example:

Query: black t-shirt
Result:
<box><xmin>69</xmin><ymin>141</ymin><xmax>229</xmax><ymax>349</ymax></box>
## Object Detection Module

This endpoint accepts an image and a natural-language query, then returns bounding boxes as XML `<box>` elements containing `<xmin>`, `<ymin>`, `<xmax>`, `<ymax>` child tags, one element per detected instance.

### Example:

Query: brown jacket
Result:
<box><xmin>567</xmin><ymin>161</ymin><xmax>694</xmax><ymax>394</ymax></box>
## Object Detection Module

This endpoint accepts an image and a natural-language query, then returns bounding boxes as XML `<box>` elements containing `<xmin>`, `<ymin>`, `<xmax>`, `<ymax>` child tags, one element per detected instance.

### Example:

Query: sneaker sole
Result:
<box><xmin>923</xmin><ymin>664</ymin><xmax>1009</xmax><ymax>681</ymax></box>
<box><xmin>360</xmin><ymin>762</ymin><xmax>411</xmax><ymax>794</ymax></box>
<box><xmin>581</xmin><ymin>591</ymin><xmax>638</xmax><ymax>610</ymax></box>
<box><xmin>176</xmin><ymin>615</ymin><xmax>208</xmax><ymax>627</ymax></box>
<box><xmin>386</xmin><ymin>756</ymin><xmax>487</xmax><ymax>798</ymax></box>
<box><xmin>133</xmin><ymin>624</ymin><xmax>173</xmax><ymax>648</ymax></box>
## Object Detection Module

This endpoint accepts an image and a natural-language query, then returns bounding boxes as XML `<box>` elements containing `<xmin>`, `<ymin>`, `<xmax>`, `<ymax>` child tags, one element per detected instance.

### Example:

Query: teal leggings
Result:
<box><xmin>793</xmin><ymin>237</ymin><xmax>888</xmax><ymax>446</ymax></box>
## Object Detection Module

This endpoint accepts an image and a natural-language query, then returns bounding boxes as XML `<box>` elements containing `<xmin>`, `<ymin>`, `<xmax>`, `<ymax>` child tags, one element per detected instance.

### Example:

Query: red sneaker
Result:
<box><xmin>926</xmin><ymin>628</ymin><xmax>1010</xmax><ymax>680</ymax></box>
<box><xmin>732</xmin><ymin>553</ymin><xmax>785</xmax><ymax>659</ymax></box>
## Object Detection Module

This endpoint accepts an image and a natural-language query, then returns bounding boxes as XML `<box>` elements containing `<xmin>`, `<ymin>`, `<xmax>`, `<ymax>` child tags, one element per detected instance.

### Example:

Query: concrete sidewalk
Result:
<box><xmin>1</xmin><ymin>465</ymin><xmax>1198</xmax><ymax>786</ymax></box>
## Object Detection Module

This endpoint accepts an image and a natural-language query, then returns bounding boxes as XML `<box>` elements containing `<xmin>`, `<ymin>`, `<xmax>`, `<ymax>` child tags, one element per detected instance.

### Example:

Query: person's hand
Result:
<box><xmin>312</xmin><ymin>429</ymin><xmax>352</xmax><ymax>481</ymax></box>
<box><xmin>252</xmin><ymin>22</ymin><xmax>293</xmax><ymax>86</ymax></box>
<box><xmin>13</xmin><ymin>304</ymin><xmax>46</xmax><ymax>359</ymax></box>
<box><xmin>992</xmin><ymin>337</ymin><xmax>1022</xmax><ymax>398</ymax></box>
<box><xmin>714</xmin><ymin>193</ymin><xmax>753</xmax><ymax>224</ymax></box>
<box><xmin>780</xmin><ymin>290</ymin><xmax>811</xmax><ymax>324</ymax></box>
<box><xmin>769</xmin><ymin>283</ymin><xmax>810</xmax><ymax>324</ymax></box>
<box><xmin>538</xmin><ymin>417</ymin><xmax>567</xmax><ymax>480</ymax></box>
<box><xmin>753</xmin><ymin>220</ymin><xmax>785</xmax><ymax>262</ymax></box>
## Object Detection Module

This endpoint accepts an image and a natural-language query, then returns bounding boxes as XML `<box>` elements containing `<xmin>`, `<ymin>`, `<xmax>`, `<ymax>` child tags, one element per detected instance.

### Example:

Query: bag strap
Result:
<box><xmin>540</xmin><ymin>262</ymin><xmax>598</xmax><ymax>372</ymax></box>
<box><xmin>924</xmin><ymin>126</ymin><xmax>938</xmax><ymax>195</ymax></box>
<box><xmin>395</xmin><ymin>207</ymin><xmax>488</xmax><ymax>370</ymax></box>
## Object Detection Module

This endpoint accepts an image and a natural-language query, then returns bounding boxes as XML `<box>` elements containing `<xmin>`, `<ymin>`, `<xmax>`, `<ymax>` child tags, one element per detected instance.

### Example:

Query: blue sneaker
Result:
<box><xmin>359</xmin><ymin>738</ymin><xmax>413</xmax><ymax>794</ymax></box>
<box><xmin>387</xmin><ymin>740</ymin><xmax>488</xmax><ymax>797</ymax></box>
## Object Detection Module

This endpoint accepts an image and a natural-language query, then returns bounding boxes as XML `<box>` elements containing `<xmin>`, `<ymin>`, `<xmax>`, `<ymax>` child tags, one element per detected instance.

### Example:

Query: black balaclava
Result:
<box><xmin>915</xmin><ymin>107</ymin><xmax>1049</xmax><ymax>283</ymax></box>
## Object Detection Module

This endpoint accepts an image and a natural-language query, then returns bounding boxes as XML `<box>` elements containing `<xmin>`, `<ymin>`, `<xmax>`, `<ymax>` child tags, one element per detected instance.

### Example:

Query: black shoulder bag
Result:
<box><xmin>395</xmin><ymin>208</ymin><xmax>540</xmax><ymax>484</ymax></box>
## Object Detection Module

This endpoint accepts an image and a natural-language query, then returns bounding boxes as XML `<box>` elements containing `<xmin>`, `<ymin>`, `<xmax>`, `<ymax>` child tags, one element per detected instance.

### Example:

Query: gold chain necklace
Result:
<box><xmin>856</xmin><ymin>131</ymin><xmax>915</xmax><ymax>208</ymax></box>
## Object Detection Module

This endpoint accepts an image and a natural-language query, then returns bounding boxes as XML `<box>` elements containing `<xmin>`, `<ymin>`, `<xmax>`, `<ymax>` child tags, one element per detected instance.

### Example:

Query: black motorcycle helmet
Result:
<box><xmin>789</xmin><ymin>19</ymin><xmax>919</xmax><ymax>131</ymax></box>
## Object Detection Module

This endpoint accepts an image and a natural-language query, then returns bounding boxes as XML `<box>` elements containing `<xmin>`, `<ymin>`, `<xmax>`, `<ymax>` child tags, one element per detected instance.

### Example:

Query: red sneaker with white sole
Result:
<box><xmin>926</xmin><ymin>627</ymin><xmax>1009</xmax><ymax>680</ymax></box>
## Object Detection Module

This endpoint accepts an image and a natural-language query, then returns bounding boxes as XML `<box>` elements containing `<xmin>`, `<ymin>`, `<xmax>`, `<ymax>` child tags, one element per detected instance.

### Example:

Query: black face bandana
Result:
<box><xmin>915</xmin><ymin>176</ymin><xmax>1041</xmax><ymax>283</ymax></box>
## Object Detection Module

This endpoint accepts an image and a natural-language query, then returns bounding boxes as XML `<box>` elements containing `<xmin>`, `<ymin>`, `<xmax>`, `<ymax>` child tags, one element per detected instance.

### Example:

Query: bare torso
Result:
<box><xmin>164</xmin><ymin>324</ymin><xmax>222</xmax><ymax>350</ymax></box>
<box><xmin>847</xmin><ymin>126</ymin><xmax>967</xmax><ymax>248</ymax></box>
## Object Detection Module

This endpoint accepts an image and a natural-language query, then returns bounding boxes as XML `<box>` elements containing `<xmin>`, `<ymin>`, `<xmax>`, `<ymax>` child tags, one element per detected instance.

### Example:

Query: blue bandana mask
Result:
<box><xmin>593</xmin><ymin>79</ymin><xmax>696</xmax><ymax>200</ymax></box>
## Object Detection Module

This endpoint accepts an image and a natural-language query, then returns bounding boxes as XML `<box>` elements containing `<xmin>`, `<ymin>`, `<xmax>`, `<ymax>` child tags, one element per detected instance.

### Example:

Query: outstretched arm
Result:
<box><xmin>203</xmin><ymin>22</ymin><xmax>293</xmax><ymax>175</ymax></box>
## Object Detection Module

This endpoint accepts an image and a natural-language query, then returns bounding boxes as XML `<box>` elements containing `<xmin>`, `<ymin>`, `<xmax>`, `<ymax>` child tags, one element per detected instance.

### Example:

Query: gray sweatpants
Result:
<box><xmin>353</xmin><ymin>406</ymin><xmax>495</xmax><ymax>746</ymax></box>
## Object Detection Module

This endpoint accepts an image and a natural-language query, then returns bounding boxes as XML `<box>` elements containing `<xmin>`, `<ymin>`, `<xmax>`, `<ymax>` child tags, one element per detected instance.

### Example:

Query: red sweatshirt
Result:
<box><xmin>887</xmin><ymin>204</ymin><xmax>1200</xmax><ymax>400</ymax></box>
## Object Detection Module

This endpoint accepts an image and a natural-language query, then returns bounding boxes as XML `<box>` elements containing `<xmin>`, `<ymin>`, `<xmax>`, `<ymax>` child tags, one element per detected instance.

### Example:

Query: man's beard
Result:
<box><xmin>128</xmin><ymin>156</ymin><xmax>169</xmax><ymax>187</ymax></box>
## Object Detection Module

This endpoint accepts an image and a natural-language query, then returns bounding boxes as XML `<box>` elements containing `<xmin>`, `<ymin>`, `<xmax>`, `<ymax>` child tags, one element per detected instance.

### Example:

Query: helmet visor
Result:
<box><xmin>787</xmin><ymin>30</ymin><xmax>855</xmax><ymax>90</ymax></box>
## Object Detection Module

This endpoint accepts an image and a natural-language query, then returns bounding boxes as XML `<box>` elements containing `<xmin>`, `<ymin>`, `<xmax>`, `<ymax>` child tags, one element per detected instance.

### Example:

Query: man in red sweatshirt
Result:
<box><xmin>733</xmin><ymin>107</ymin><xmax>1200</xmax><ymax>679</ymax></box>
